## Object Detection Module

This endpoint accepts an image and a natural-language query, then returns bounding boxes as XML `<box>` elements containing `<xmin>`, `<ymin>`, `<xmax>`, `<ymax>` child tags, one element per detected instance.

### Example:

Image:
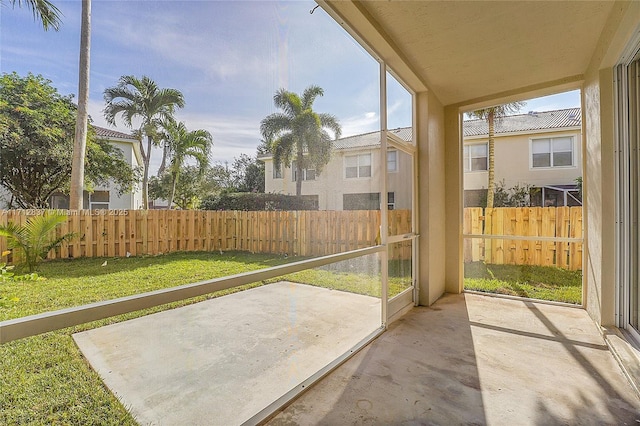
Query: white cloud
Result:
<box><xmin>340</xmin><ymin>111</ymin><xmax>379</xmax><ymax>137</ymax></box>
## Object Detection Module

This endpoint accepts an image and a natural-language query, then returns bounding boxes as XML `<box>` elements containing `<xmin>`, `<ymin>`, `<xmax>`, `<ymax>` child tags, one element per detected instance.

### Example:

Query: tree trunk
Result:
<box><xmin>69</xmin><ymin>0</ymin><xmax>91</xmax><ymax>210</ymax></box>
<box><xmin>168</xmin><ymin>171</ymin><xmax>178</xmax><ymax>209</ymax></box>
<box><xmin>295</xmin><ymin>151</ymin><xmax>303</xmax><ymax>196</ymax></box>
<box><xmin>158</xmin><ymin>141</ymin><xmax>168</xmax><ymax>177</ymax></box>
<box><xmin>486</xmin><ymin>110</ymin><xmax>495</xmax><ymax>209</ymax></box>
<box><xmin>141</xmin><ymin>135</ymin><xmax>153</xmax><ymax>209</ymax></box>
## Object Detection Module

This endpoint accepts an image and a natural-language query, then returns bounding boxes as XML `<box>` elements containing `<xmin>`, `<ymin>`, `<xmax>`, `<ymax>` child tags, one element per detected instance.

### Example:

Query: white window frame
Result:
<box><xmin>387</xmin><ymin>191</ymin><xmax>395</xmax><ymax>210</ymax></box>
<box><xmin>529</xmin><ymin>135</ymin><xmax>576</xmax><ymax>169</ymax></box>
<box><xmin>291</xmin><ymin>161</ymin><xmax>316</xmax><ymax>181</ymax></box>
<box><xmin>463</xmin><ymin>143</ymin><xmax>488</xmax><ymax>172</ymax></box>
<box><xmin>90</xmin><ymin>191</ymin><xmax>110</xmax><ymax>210</ymax></box>
<box><xmin>273</xmin><ymin>162</ymin><xmax>282</xmax><ymax>179</ymax></box>
<box><xmin>344</xmin><ymin>153</ymin><xmax>372</xmax><ymax>179</ymax></box>
<box><xmin>387</xmin><ymin>150</ymin><xmax>398</xmax><ymax>173</ymax></box>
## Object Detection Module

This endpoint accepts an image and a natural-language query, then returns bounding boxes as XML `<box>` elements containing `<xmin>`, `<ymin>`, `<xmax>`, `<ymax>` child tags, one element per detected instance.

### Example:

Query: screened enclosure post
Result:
<box><xmin>380</xmin><ymin>60</ymin><xmax>389</xmax><ymax>326</ymax></box>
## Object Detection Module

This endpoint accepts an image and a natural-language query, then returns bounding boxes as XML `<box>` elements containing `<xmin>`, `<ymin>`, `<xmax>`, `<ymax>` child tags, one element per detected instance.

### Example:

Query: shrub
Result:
<box><xmin>0</xmin><ymin>213</ymin><xmax>75</xmax><ymax>272</ymax></box>
<box><xmin>201</xmin><ymin>192</ymin><xmax>318</xmax><ymax>211</ymax></box>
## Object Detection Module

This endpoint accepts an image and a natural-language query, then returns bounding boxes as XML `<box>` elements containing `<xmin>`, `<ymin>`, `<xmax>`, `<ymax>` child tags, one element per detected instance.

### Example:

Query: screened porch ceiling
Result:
<box><xmin>321</xmin><ymin>1</ymin><xmax>617</xmax><ymax>106</ymax></box>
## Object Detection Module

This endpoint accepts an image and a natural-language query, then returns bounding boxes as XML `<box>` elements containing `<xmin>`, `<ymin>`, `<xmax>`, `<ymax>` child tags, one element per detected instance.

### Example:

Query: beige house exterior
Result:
<box><xmin>262</xmin><ymin>128</ymin><xmax>413</xmax><ymax>211</ymax></box>
<box><xmin>264</xmin><ymin>108</ymin><xmax>582</xmax><ymax>210</ymax></box>
<box><xmin>463</xmin><ymin>107</ymin><xmax>582</xmax><ymax>207</ymax></box>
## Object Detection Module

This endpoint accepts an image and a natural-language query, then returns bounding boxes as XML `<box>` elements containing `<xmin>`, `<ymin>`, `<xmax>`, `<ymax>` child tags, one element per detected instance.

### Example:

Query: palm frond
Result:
<box><xmin>10</xmin><ymin>0</ymin><xmax>63</xmax><ymax>31</ymax></box>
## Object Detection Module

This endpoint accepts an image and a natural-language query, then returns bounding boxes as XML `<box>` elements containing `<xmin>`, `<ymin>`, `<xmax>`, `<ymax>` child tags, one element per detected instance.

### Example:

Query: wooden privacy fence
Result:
<box><xmin>0</xmin><ymin>209</ymin><xmax>413</xmax><ymax>262</ymax></box>
<box><xmin>463</xmin><ymin>206</ymin><xmax>583</xmax><ymax>270</ymax></box>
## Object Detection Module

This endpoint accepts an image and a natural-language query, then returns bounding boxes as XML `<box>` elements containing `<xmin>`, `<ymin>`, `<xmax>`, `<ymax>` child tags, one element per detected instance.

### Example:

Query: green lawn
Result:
<box><xmin>464</xmin><ymin>261</ymin><xmax>582</xmax><ymax>304</ymax></box>
<box><xmin>0</xmin><ymin>251</ymin><xmax>393</xmax><ymax>425</ymax></box>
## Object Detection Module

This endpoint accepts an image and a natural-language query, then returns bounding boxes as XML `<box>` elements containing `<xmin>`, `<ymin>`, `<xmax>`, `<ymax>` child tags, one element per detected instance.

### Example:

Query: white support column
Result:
<box><xmin>380</xmin><ymin>61</ymin><xmax>389</xmax><ymax>327</ymax></box>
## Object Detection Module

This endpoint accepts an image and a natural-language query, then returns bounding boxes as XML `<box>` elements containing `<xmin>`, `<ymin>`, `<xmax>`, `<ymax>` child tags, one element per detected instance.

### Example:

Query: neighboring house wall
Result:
<box><xmin>1</xmin><ymin>126</ymin><xmax>143</xmax><ymax>210</ymax></box>
<box><xmin>264</xmin><ymin>110</ymin><xmax>582</xmax><ymax>210</ymax></box>
<box><xmin>92</xmin><ymin>138</ymin><xmax>143</xmax><ymax>210</ymax></box>
<box><xmin>464</xmin><ymin>128</ymin><xmax>582</xmax><ymax>191</ymax></box>
<box><xmin>462</xmin><ymin>108</ymin><xmax>582</xmax><ymax>206</ymax></box>
<box><xmin>264</xmin><ymin>142</ymin><xmax>413</xmax><ymax>211</ymax></box>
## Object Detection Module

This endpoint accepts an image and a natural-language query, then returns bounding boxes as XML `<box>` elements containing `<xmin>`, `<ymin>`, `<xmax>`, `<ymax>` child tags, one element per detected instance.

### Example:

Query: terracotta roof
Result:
<box><xmin>463</xmin><ymin>107</ymin><xmax>581</xmax><ymax>137</ymax></box>
<box><xmin>93</xmin><ymin>125</ymin><xmax>136</xmax><ymax>140</ymax></box>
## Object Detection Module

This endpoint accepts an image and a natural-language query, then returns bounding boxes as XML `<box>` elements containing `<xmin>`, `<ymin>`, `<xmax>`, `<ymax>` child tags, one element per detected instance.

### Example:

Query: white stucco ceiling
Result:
<box><xmin>323</xmin><ymin>1</ymin><xmax>615</xmax><ymax>106</ymax></box>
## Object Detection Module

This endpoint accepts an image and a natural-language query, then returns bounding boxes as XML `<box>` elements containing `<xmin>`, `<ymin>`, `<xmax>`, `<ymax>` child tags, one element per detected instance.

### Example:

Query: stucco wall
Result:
<box><xmin>263</xmin><ymin>146</ymin><xmax>413</xmax><ymax>211</ymax></box>
<box><xmin>582</xmin><ymin>1</ymin><xmax>639</xmax><ymax>326</ymax></box>
<box><xmin>464</xmin><ymin>129</ymin><xmax>582</xmax><ymax>191</ymax></box>
<box><xmin>417</xmin><ymin>91</ymin><xmax>447</xmax><ymax>305</ymax></box>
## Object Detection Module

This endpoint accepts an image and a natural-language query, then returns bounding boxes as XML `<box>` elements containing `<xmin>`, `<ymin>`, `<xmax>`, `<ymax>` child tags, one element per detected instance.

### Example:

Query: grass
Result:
<box><xmin>0</xmin><ymin>250</ymin><xmax>395</xmax><ymax>425</ymax></box>
<box><xmin>464</xmin><ymin>261</ymin><xmax>582</xmax><ymax>304</ymax></box>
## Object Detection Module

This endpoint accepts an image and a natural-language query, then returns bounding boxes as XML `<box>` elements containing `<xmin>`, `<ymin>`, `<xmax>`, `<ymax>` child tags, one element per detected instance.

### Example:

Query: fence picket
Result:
<box><xmin>0</xmin><ymin>207</ymin><xmax>581</xmax><ymax>270</ymax></box>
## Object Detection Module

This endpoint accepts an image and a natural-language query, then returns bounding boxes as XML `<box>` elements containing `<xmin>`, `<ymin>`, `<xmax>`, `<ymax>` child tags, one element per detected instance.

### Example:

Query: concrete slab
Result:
<box><xmin>269</xmin><ymin>293</ymin><xmax>640</xmax><ymax>425</ymax></box>
<box><xmin>73</xmin><ymin>282</ymin><xmax>381</xmax><ymax>426</ymax></box>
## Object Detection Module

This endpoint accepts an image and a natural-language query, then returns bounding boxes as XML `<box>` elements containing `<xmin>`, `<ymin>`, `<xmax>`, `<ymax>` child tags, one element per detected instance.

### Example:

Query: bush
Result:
<box><xmin>200</xmin><ymin>192</ymin><xmax>318</xmax><ymax>211</ymax></box>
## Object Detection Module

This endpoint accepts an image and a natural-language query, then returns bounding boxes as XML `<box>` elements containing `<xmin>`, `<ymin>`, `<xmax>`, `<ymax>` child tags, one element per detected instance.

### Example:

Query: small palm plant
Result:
<box><xmin>0</xmin><ymin>213</ymin><xmax>75</xmax><ymax>273</ymax></box>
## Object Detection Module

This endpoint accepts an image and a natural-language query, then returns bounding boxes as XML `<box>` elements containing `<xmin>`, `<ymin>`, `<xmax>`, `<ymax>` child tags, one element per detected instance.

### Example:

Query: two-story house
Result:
<box><xmin>46</xmin><ymin>126</ymin><xmax>143</xmax><ymax>210</ymax></box>
<box><xmin>262</xmin><ymin>127</ymin><xmax>413</xmax><ymax>211</ymax></box>
<box><xmin>262</xmin><ymin>108</ymin><xmax>581</xmax><ymax>210</ymax></box>
<box><xmin>464</xmin><ymin>107</ymin><xmax>582</xmax><ymax>207</ymax></box>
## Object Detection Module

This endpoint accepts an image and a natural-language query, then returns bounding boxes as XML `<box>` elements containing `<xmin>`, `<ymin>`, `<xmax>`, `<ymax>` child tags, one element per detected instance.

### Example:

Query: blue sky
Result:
<box><xmin>1</xmin><ymin>0</ymin><xmax>580</xmax><ymax>168</ymax></box>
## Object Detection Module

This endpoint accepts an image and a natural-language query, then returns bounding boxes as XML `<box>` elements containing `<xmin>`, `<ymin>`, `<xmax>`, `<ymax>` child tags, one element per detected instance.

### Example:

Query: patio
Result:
<box><xmin>268</xmin><ymin>293</ymin><xmax>639</xmax><ymax>424</ymax></box>
<box><xmin>73</xmin><ymin>284</ymin><xmax>639</xmax><ymax>425</ymax></box>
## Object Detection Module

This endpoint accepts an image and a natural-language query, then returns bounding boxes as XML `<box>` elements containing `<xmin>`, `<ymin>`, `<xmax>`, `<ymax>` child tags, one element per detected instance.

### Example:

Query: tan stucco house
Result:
<box><xmin>263</xmin><ymin>108</ymin><xmax>582</xmax><ymax>210</ymax></box>
<box><xmin>262</xmin><ymin>127</ymin><xmax>413</xmax><ymax>211</ymax></box>
<box><xmin>464</xmin><ymin>107</ymin><xmax>582</xmax><ymax>207</ymax></box>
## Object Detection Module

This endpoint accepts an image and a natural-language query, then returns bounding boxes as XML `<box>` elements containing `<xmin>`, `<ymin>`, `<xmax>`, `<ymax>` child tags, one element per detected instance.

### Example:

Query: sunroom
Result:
<box><xmin>2</xmin><ymin>1</ymin><xmax>640</xmax><ymax>424</ymax></box>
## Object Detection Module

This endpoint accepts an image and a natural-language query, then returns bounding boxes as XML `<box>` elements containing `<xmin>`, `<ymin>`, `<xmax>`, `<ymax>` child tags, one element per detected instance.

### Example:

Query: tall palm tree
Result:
<box><xmin>260</xmin><ymin>85</ymin><xmax>341</xmax><ymax>196</ymax></box>
<box><xmin>159</xmin><ymin>119</ymin><xmax>212</xmax><ymax>209</ymax></box>
<box><xmin>103</xmin><ymin>75</ymin><xmax>185</xmax><ymax>209</ymax></box>
<box><xmin>470</xmin><ymin>102</ymin><xmax>524</xmax><ymax>208</ymax></box>
<box><xmin>7</xmin><ymin>0</ymin><xmax>62</xmax><ymax>30</ymax></box>
<box><xmin>69</xmin><ymin>0</ymin><xmax>90</xmax><ymax>210</ymax></box>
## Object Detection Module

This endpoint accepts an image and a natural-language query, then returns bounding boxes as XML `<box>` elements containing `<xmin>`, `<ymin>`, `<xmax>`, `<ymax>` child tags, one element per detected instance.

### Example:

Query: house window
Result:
<box><xmin>531</xmin><ymin>136</ymin><xmax>574</xmax><ymax>168</ymax></box>
<box><xmin>345</xmin><ymin>154</ymin><xmax>372</xmax><ymax>178</ymax></box>
<box><xmin>291</xmin><ymin>161</ymin><xmax>315</xmax><ymax>181</ymax></box>
<box><xmin>463</xmin><ymin>143</ymin><xmax>488</xmax><ymax>172</ymax></box>
<box><xmin>387</xmin><ymin>192</ymin><xmax>395</xmax><ymax>210</ymax></box>
<box><xmin>387</xmin><ymin>150</ymin><xmax>397</xmax><ymax>172</ymax></box>
<box><xmin>343</xmin><ymin>192</ymin><xmax>380</xmax><ymax>210</ymax></box>
<box><xmin>90</xmin><ymin>191</ymin><xmax>110</xmax><ymax>210</ymax></box>
<box><xmin>273</xmin><ymin>163</ymin><xmax>282</xmax><ymax>179</ymax></box>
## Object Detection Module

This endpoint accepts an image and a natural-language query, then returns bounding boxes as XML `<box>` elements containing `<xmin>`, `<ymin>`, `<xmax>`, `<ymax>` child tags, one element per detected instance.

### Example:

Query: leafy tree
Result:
<box><xmin>158</xmin><ymin>119</ymin><xmax>212</xmax><ymax>208</ymax></box>
<box><xmin>231</xmin><ymin>154</ymin><xmax>264</xmax><ymax>193</ymax></box>
<box><xmin>103</xmin><ymin>75</ymin><xmax>185</xmax><ymax>209</ymax></box>
<box><xmin>0</xmin><ymin>212</ymin><xmax>74</xmax><ymax>272</ymax></box>
<box><xmin>470</xmin><ymin>102</ymin><xmax>524</xmax><ymax>208</ymax></box>
<box><xmin>6</xmin><ymin>0</ymin><xmax>62</xmax><ymax>30</ymax></box>
<box><xmin>0</xmin><ymin>72</ymin><xmax>138</xmax><ymax>208</ymax></box>
<box><xmin>260</xmin><ymin>85</ymin><xmax>341</xmax><ymax>196</ymax></box>
<box><xmin>149</xmin><ymin>166</ymin><xmax>205</xmax><ymax>210</ymax></box>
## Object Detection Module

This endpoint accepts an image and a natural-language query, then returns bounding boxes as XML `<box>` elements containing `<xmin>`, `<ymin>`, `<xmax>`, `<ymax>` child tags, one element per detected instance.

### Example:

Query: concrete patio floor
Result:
<box><xmin>268</xmin><ymin>293</ymin><xmax>640</xmax><ymax>425</ymax></box>
<box><xmin>73</xmin><ymin>282</ymin><xmax>381</xmax><ymax>425</ymax></box>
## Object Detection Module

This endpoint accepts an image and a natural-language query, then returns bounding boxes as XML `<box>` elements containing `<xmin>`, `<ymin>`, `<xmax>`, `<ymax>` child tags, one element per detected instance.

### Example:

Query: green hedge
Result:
<box><xmin>200</xmin><ymin>192</ymin><xmax>318</xmax><ymax>211</ymax></box>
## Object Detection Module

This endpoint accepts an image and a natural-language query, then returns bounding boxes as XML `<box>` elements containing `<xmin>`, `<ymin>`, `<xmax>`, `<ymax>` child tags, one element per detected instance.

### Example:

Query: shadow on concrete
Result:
<box><xmin>269</xmin><ymin>294</ymin><xmax>487</xmax><ymax>425</ymax></box>
<box><xmin>269</xmin><ymin>293</ymin><xmax>640</xmax><ymax>425</ymax></box>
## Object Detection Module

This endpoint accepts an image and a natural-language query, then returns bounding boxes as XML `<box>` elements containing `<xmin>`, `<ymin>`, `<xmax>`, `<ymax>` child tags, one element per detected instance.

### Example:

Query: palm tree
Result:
<box><xmin>260</xmin><ymin>85</ymin><xmax>341</xmax><ymax>196</ymax></box>
<box><xmin>7</xmin><ymin>0</ymin><xmax>62</xmax><ymax>30</ymax></box>
<box><xmin>0</xmin><ymin>212</ymin><xmax>75</xmax><ymax>272</ymax></box>
<box><xmin>159</xmin><ymin>119</ymin><xmax>212</xmax><ymax>209</ymax></box>
<box><xmin>69</xmin><ymin>0</ymin><xmax>91</xmax><ymax>210</ymax></box>
<box><xmin>103</xmin><ymin>75</ymin><xmax>185</xmax><ymax>209</ymax></box>
<box><xmin>470</xmin><ymin>102</ymin><xmax>524</xmax><ymax>208</ymax></box>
